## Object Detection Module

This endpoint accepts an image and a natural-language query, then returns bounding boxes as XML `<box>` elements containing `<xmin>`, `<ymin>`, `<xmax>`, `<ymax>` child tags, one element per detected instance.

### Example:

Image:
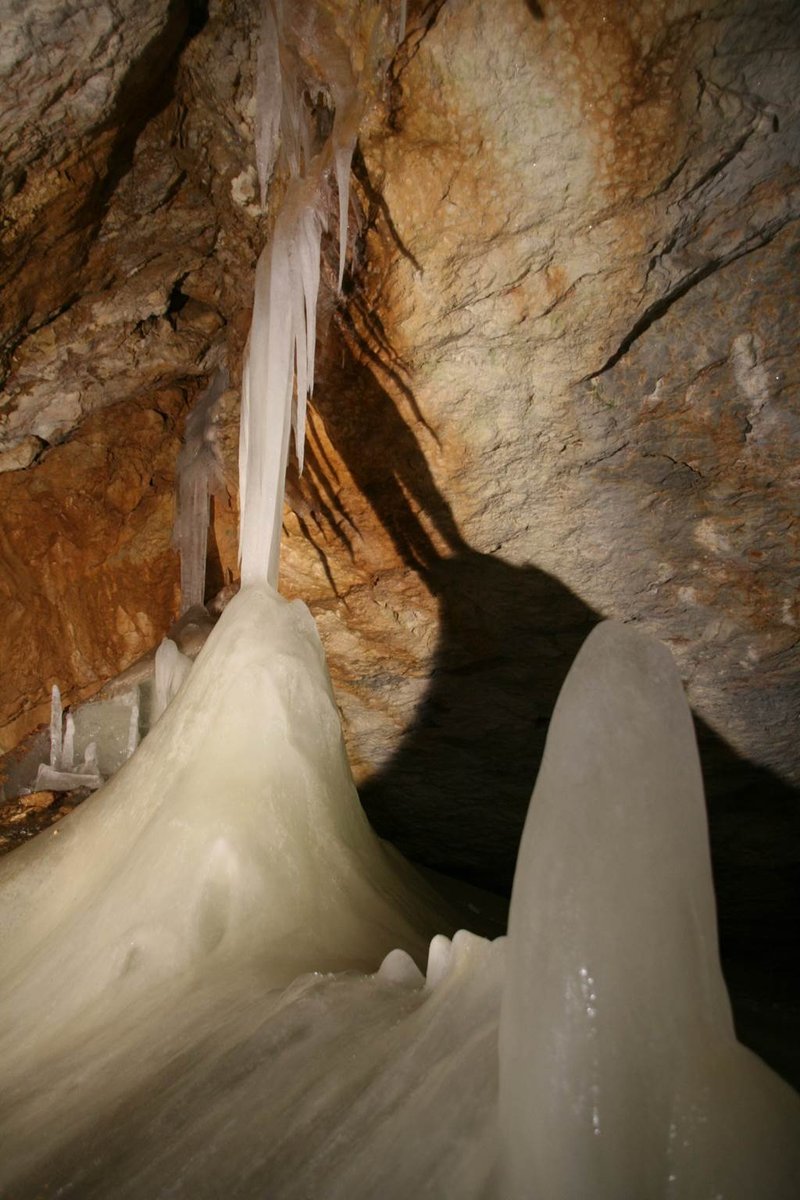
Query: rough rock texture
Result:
<box><xmin>294</xmin><ymin>0</ymin><xmax>800</xmax><ymax>917</ymax></box>
<box><xmin>0</xmin><ymin>388</ymin><xmax>189</xmax><ymax>747</ymax></box>
<box><xmin>0</xmin><ymin>0</ymin><xmax>256</xmax><ymax>744</ymax></box>
<box><xmin>0</xmin><ymin>0</ymin><xmax>798</xmax><ymax>1045</ymax></box>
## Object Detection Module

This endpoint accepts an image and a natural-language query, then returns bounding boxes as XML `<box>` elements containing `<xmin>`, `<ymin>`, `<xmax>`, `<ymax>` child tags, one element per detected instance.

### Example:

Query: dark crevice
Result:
<box><xmin>165</xmin><ymin>275</ymin><xmax>190</xmax><ymax>329</ymax></box>
<box><xmin>683</xmin><ymin>124</ymin><xmax>756</xmax><ymax>203</ymax></box>
<box><xmin>0</xmin><ymin>293</ymin><xmax>81</xmax><ymax>392</ymax></box>
<box><xmin>581</xmin><ymin>441</ymin><xmax>630</xmax><ymax>470</ymax></box>
<box><xmin>585</xmin><ymin>213</ymin><xmax>799</xmax><ymax>380</ymax></box>
<box><xmin>390</xmin><ymin>1</ymin><xmax>449</xmax><ymax>91</ymax></box>
<box><xmin>352</xmin><ymin>147</ymin><xmax>422</xmax><ymax>273</ymax></box>
<box><xmin>648</xmin><ymin>152</ymin><xmax>689</xmax><ymax>199</ymax></box>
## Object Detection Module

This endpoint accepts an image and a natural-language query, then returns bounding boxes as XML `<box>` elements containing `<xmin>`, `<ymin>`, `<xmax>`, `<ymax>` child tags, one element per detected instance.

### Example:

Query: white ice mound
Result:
<box><xmin>0</xmin><ymin>585</ymin><xmax>451</xmax><ymax>1037</ymax></box>
<box><xmin>499</xmin><ymin>620</ymin><xmax>800</xmax><ymax>1200</ymax></box>
<box><xmin>1</xmin><ymin>613</ymin><xmax>797</xmax><ymax>1198</ymax></box>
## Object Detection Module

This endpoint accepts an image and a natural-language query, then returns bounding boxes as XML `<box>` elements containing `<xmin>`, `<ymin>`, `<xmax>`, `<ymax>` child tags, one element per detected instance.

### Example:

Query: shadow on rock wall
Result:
<box><xmin>313</xmin><ymin>329</ymin><xmax>800</xmax><ymax>1085</ymax></box>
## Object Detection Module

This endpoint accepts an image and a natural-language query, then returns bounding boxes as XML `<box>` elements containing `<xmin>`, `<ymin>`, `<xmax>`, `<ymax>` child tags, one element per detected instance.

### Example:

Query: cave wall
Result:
<box><xmin>1</xmin><ymin>1</ymin><xmax>798</xmax><ymax>912</ymax></box>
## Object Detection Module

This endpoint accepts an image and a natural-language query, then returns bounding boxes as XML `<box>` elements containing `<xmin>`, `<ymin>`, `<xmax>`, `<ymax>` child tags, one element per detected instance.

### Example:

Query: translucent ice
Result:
<box><xmin>499</xmin><ymin>620</ymin><xmax>800</xmax><ymax>1200</ymax></box>
<box><xmin>0</xmin><ymin>585</ymin><xmax>454</xmax><ymax>1193</ymax></box>
<box><xmin>48</xmin><ymin>682</ymin><xmax>62</xmax><ymax>766</ymax></box>
<box><xmin>174</xmin><ymin>369</ymin><xmax>226</xmax><ymax>613</ymax></box>
<box><xmin>152</xmin><ymin>635</ymin><xmax>193</xmax><ymax>723</ymax></box>
<box><xmin>255</xmin><ymin>0</ymin><xmax>281</xmax><ymax>207</ymax></box>
<box><xmin>35</xmin><ymin>683</ymin><xmax>103</xmax><ymax>790</ymax></box>
<box><xmin>1</xmin><ymin>612</ymin><xmax>798</xmax><ymax>1198</ymax></box>
<box><xmin>240</xmin><ymin>1</ymin><xmax>374</xmax><ymax>585</ymax></box>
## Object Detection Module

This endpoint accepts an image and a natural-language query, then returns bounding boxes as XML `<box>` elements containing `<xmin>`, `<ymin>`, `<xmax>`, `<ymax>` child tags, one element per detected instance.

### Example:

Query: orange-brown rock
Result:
<box><xmin>0</xmin><ymin>389</ymin><xmax>193</xmax><ymax>750</ymax></box>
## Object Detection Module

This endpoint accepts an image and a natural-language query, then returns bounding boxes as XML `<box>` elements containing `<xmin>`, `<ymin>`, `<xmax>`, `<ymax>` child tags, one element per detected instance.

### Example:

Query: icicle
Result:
<box><xmin>240</xmin><ymin>1</ymin><xmax>370</xmax><ymax>580</ymax></box>
<box><xmin>239</xmin><ymin>215</ymin><xmax>296</xmax><ymax>588</ymax></box>
<box><xmin>126</xmin><ymin>689</ymin><xmax>140</xmax><ymax>761</ymax></box>
<box><xmin>331</xmin><ymin>82</ymin><xmax>360</xmax><ymax>294</ymax></box>
<box><xmin>62</xmin><ymin>712</ymin><xmax>75</xmax><ymax>771</ymax></box>
<box><xmin>152</xmin><ymin>638</ymin><xmax>193</xmax><ymax>724</ymax></box>
<box><xmin>174</xmin><ymin>370</ymin><xmax>226</xmax><ymax>615</ymax></box>
<box><xmin>48</xmin><ymin>684</ymin><xmax>62</xmax><ymax>768</ymax></box>
<box><xmin>82</xmin><ymin>742</ymin><xmax>99</xmax><ymax>775</ymax></box>
<box><xmin>255</xmin><ymin>1</ymin><xmax>282</xmax><ymax>208</ymax></box>
<box><xmin>334</xmin><ymin>135</ymin><xmax>354</xmax><ymax>293</ymax></box>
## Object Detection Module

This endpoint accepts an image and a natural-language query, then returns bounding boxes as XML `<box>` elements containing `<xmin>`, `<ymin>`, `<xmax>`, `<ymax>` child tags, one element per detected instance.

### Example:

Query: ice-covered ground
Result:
<box><xmin>0</xmin><ymin>590</ymin><xmax>797</xmax><ymax>1198</ymax></box>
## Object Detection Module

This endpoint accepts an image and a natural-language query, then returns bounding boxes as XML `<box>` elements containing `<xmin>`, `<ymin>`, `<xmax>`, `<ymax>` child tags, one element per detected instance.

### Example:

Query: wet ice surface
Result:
<box><xmin>499</xmin><ymin>621</ymin><xmax>800</xmax><ymax>1199</ymax></box>
<box><xmin>0</xmin><ymin>599</ymin><xmax>797</xmax><ymax>1198</ymax></box>
<box><xmin>6</xmin><ymin>934</ymin><xmax>504</xmax><ymax>1199</ymax></box>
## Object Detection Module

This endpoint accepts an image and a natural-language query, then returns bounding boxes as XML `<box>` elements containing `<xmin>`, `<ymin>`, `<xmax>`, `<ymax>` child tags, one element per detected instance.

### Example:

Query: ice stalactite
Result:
<box><xmin>174</xmin><ymin>368</ymin><xmax>226</xmax><ymax>614</ymax></box>
<box><xmin>0</xmin><ymin>1</ymin><xmax>798</xmax><ymax>1196</ymax></box>
<box><xmin>254</xmin><ymin>1</ymin><xmax>282</xmax><ymax>208</ymax></box>
<box><xmin>239</xmin><ymin>0</ymin><xmax>367</xmax><ymax>586</ymax></box>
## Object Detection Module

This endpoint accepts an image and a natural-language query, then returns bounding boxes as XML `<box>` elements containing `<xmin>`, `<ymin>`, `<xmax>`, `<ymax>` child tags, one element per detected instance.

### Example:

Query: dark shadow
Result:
<box><xmin>73</xmin><ymin>0</ymin><xmax>209</xmax><ymax>249</ymax></box>
<box><xmin>204</xmin><ymin>495</ymin><xmax>227</xmax><ymax>598</ymax></box>
<box><xmin>523</xmin><ymin>0</ymin><xmax>546</xmax><ymax>19</ymax></box>
<box><xmin>312</xmin><ymin>328</ymin><xmax>800</xmax><ymax>1086</ymax></box>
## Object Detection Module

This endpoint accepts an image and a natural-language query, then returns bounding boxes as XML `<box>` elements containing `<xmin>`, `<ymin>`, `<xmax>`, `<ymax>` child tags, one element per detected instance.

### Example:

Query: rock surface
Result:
<box><xmin>0</xmin><ymin>0</ymin><xmax>798</xmax><ymax>1002</ymax></box>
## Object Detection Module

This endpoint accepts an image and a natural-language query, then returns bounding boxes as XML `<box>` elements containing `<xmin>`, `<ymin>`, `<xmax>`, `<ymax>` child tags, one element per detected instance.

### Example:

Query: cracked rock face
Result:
<box><xmin>0</xmin><ymin>0</ymin><xmax>798</xmax><ymax>969</ymax></box>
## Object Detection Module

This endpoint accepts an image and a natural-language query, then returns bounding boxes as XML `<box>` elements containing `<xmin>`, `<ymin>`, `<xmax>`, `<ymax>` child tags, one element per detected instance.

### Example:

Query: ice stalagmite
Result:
<box><xmin>35</xmin><ymin>682</ymin><xmax>104</xmax><ymax>791</ymax></box>
<box><xmin>48</xmin><ymin>682</ymin><xmax>62</xmax><ymax>766</ymax></box>
<box><xmin>0</xmin><ymin>584</ymin><xmax>455</xmax><ymax>1194</ymax></box>
<box><xmin>151</xmin><ymin>635</ymin><xmax>193</xmax><ymax>723</ymax></box>
<box><xmin>499</xmin><ymin>620</ymin><xmax>800</xmax><ymax>1200</ymax></box>
<box><xmin>1</xmin><ymin>1</ymin><xmax>798</xmax><ymax>1195</ymax></box>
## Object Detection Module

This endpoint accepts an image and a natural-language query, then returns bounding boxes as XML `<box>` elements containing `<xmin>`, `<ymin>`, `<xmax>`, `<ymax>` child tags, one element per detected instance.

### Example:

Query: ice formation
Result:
<box><xmin>0</xmin><ymin>583</ymin><xmax>460</xmax><ymax>1195</ymax></box>
<box><xmin>498</xmin><ymin>622</ymin><xmax>800</xmax><ymax>1200</ymax></box>
<box><xmin>2</xmin><ymin>612</ymin><xmax>798</xmax><ymax>1197</ymax></box>
<box><xmin>239</xmin><ymin>0</ymin><xmax>366</xmax><ymax>586</ymax></box>
<box><xmin>174</xmin><ymin>368</ymin><xmax>226</xmax><ymax>614</ymax></box>
<box><xmin>1</xmin><ymin>3</ymin><xmax>797</xmax><ymax>1197</ymax></box>
<box><xmin>152</xmin><ymin>635</ymin><xmax>193</xmax><ymax>723</ymax></box>
<box><xmin>34</xmin><ymin>683</ymin><xmax>103</xmax><ymax>791</ymax></box>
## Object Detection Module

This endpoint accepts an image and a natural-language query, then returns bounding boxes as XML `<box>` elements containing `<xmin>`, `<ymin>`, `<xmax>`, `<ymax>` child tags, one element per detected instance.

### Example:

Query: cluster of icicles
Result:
<box><xmin>0</xmin><ymin>3</ymin><xmax>798</xmax><ymax>1197</ymax></box>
